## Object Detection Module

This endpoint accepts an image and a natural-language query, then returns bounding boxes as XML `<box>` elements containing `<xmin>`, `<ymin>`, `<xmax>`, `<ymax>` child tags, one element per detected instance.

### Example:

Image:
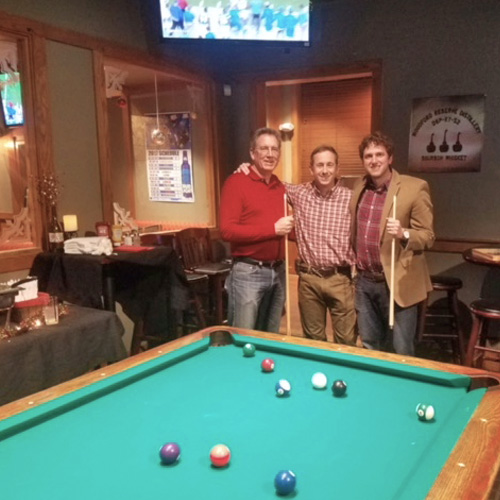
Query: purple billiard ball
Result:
<box><xmin>159</xmin><ymin>442</ymin><xmax>181</xmax><ymax>465</ymax></box>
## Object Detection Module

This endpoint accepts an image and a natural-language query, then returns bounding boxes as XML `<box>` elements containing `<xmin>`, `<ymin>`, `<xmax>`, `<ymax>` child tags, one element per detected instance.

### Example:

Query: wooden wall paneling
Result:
<box><xmin>92</xmin><ymin>50</ymin><xmax>113</xmax><ymax>224</ymax></box>
<box><xmin>120</xmin><ymin>91</ymin><xmax>136</xmax><ymax>219</ymax></box>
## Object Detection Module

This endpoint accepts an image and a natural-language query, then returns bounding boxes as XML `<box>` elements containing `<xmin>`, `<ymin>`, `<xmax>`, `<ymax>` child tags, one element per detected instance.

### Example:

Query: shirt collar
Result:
<box><xmin>249</xmin><ymin>167</ymin><xmax>280</xmax><ymax>186</ymax></box>
<box><xmin>364</xmin><ymin>173</ymin><xmax>392</xmax><ymax>193</ymax></box>
<box><xmin>310</xmin><ymin>180</ymin><xmax>339</xmax><ymax>198</ymax></box>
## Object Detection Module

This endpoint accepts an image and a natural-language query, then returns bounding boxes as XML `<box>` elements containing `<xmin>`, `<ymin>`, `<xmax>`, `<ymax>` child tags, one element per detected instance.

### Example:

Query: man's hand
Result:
<box><xmin>386</xmin><ymin>217</ymin><xmax>405</xmax><ymax>239</ymax></box>
<box><xmin>275</xmin><ymin>215</ymin><xmax>294</xmax><ymax>235</ymax></box>
<box><xmin>234</xmin><ymin>163</ymin><xmax>251</xmax><ymax>175</ymax></box>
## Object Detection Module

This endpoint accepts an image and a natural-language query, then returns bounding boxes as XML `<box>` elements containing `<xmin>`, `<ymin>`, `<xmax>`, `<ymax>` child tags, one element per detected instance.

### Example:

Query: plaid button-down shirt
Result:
<box><xmin>286</xmin><ymin>181</ymin><xmax>355</xmax><ymax>268</ymax></box>
<box><xmin>355</xmin><ymin>177</ymin><xmax>390</xmax><ymax>272</ymax></box>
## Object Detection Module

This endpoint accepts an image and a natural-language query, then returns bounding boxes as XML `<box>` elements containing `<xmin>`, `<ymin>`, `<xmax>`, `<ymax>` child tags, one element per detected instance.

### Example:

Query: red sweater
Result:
<box><xmin>220</xmin><ymin>170</ymin><xmax>286</xmax><ymax>261</ymax></box>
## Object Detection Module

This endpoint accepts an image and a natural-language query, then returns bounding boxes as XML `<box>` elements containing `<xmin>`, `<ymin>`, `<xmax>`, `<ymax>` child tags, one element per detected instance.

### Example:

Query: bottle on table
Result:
<box><xmin>48</xmin><ymin>209</ymin><xmax>64</xmax><ymax>252</ymax></box>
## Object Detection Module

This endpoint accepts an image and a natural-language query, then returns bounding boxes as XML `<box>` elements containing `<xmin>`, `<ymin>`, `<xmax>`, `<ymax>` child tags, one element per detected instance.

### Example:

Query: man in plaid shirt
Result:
<box><xmin>350</xmin><ymin>132</ymin><xmax>434</xmax><ymax>355</ymax></box>
<box><xmin>287</xmin><ymin>145</ymin><xmax>357</xmax><ymax>345</ymax></box>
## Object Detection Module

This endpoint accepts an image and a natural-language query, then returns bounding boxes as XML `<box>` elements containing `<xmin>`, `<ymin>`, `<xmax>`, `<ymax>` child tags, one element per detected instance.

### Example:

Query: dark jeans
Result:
<box><xmin>355</xmin><ymin>274</ymin><xmax>418</xmax><ymax>355</ymax></box>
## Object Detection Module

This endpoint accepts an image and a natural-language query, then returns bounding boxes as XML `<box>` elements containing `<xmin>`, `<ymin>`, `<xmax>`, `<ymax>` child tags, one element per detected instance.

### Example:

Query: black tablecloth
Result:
<box><xmin>30</xmin><ymin>248</ymin><xmax>189</xmax><ymax>340</ymax></box>
<box><xmin>0</xmin><ymin>305</ymin><xmax>127</xmax><ymax>406</ymax></box>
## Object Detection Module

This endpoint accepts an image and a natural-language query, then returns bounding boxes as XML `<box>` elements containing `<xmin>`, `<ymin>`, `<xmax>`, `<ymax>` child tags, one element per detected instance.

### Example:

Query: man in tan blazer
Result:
<box><xmin>350</xmin><ymin>132</ymin><xmax>435</xmax><ymax>355</ymax></box>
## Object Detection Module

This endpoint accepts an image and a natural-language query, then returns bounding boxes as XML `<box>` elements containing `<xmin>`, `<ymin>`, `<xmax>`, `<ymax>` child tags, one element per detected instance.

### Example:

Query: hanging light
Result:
<box><xmin>151</xmin><ymin>73</ymin><xmax>167</xmax><ymax>146</ymax></box>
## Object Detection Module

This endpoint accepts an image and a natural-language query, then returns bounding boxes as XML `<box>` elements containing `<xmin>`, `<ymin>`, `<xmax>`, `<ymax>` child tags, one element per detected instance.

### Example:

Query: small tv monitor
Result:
<box><xmin>158</xmin><ymin>0</ymin><xmax>310</xmax><ymax>45</ymax></box>
<box><xmin>0</xmin><ymin>72</ymin><xmax>24</xmax><ymax>127</ymax></box>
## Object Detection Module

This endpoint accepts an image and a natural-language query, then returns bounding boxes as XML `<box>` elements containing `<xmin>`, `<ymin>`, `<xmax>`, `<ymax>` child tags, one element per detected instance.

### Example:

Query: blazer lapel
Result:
<box><xmin>380</xmin><ymin>169</ymin><xmax>401</xmax><ymax>243</ymax></box>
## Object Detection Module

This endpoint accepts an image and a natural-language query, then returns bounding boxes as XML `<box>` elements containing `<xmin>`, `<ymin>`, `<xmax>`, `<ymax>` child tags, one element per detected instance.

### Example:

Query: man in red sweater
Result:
<box><xmin>220</xmin><ymin>127</ymin><xmax>294</xmax><ymax>333</ymax></box>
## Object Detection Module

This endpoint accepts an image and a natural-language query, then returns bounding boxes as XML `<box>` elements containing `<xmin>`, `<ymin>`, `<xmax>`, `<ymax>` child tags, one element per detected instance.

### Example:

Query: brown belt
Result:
<box><xmin>357</xmin><ymin>269</ymin><xmax>385</xmax><ymax>282</ymax></box>
<box><xmin>296</xmin><ymin>261</ymin><xmax>352</xmax><ymax>279</ymax></box>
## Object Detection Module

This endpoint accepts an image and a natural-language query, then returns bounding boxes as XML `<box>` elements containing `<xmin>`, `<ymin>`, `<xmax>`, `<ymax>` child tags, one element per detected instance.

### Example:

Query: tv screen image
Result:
<box><xmin>159</xmin><ymin>0</ymin><xmax>310</xmax><ymax>43</ymax></box>
<box><xmin>0</xmin><ymin>72</ymin><xmax>23</xmax><ymax>127</ymax></box>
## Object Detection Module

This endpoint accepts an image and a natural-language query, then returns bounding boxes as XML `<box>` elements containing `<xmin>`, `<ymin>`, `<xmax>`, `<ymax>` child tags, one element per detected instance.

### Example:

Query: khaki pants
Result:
<box><xmin>298</xmin><ymin>271</ymin><xmax>357</xmax><ymax>345</ymax></box>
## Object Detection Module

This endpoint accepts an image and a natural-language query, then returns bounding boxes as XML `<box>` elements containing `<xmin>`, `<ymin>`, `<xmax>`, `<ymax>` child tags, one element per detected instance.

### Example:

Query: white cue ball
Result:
<box><xmin>311</xmin><ymin>372</ymin><xmax>328</xmax><ymax>389</ymax></box>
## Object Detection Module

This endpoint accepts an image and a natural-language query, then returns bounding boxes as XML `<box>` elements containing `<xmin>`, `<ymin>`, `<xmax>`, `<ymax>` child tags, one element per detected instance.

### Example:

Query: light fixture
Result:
<box><xmin>151</xmin><ymin>73</ymin><xmax>167</xmax><ymax>146</ymax></box>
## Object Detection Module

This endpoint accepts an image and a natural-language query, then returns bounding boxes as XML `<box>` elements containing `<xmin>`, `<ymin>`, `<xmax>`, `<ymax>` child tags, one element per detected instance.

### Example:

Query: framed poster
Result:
<box><xmin>146</xmin><ymin>112</ymin><xmax>195</xmax><ymax>202</ymax></box>
<box><xmin>408</xmin><ymin>95</ymin><xmax>485</xmax><ymax>173</ymax></box>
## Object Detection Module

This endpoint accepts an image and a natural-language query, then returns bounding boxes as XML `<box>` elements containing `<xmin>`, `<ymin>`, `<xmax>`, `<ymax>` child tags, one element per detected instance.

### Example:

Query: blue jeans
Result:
<box><xmin>355</xmin><ymin>275</ymin><xmax>418</xmax><ymax>355</ymax></box>
<box><xmin>225</xmin><ymin>261</ymin><xmax>286</xmax><ymax>333</ymax></box>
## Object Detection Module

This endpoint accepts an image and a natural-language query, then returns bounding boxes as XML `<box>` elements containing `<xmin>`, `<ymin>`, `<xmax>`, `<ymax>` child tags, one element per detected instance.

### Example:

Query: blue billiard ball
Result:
<box><xmin>274</xmin><ymin>470</ymin><xmax>296</xmax><ymax>495</ymax></box>
<box><xmin>159</xmin><ymin>442</ymin><xmax>181</xmax><ymax>465</ymax></box>
<box><xmin>275</xmin><ymin>379</ymin><xmax>291</xmax><ymax>397</ymax></box>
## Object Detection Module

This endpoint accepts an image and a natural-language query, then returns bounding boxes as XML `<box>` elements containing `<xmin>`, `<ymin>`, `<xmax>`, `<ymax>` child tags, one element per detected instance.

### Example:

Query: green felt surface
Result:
<box><xmin>0</xmin><ymin>335</ymin><xmax>484</xmax><ymax>500</ymax></box>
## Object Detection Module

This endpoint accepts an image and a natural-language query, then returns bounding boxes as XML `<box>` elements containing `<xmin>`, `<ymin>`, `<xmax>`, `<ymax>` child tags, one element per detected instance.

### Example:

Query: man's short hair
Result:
<box><xmin>358</xmin><ymin>132</ymin><xmax>395</xmax><ymax>159</ymax></box>
<box><xmin>250</xmin><ymin>127</ymin><xmax>282</xmax><ymax>151</ymax></box>
<box><xmin>310</xmin><ymin>144</ymin><xmax>339</xmax><ymax>165</ymax></box>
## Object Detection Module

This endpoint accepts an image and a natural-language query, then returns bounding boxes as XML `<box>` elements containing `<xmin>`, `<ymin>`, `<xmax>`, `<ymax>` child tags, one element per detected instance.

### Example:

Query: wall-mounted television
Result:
<box><xmin>159</xmin><ymin>0</ymin><xmax>310</xmax><ymax>45</ymax></box>
<box><xmin>0</xmin><ymin>72</ymin><xmax>24</xmax><ymax>127</ymax></box>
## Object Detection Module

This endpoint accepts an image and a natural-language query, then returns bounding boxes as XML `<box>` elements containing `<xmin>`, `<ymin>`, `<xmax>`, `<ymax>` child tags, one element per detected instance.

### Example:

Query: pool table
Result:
<box><xmin>1</xmin><ymin>327</ymin><xmax>500</xmax><ymax>499</ymax></box>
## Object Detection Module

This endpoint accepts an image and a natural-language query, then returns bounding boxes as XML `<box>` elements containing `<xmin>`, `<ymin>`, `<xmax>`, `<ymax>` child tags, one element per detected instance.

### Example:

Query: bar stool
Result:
<box><xmin>465</xmin><ymin>299</ymin><xmax>500</xmax><ymax>369</ymax></box>
<box><xmin>417</xmin><ymin>275</ymin><xmax>466</xmax><ymax>364</ymax></box>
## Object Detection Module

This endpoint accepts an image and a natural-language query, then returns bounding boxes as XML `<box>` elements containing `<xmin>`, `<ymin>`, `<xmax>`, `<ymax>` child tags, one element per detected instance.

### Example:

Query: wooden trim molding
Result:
<box><xmin>430</xmin><ymin>238</ymin><xmax>500</xmax><ymax>254</ymax></box>
<box><xmin>92</xmin><ymin>50</ymin><xmax>114</xmax><ymax>224</ymax></box>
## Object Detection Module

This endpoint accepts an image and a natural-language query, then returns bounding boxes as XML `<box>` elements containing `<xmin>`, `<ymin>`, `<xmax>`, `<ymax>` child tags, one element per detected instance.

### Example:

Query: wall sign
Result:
<box><xmin>146</xmin><ymin>112</ymin><xmax>195</xmax><ymax>202</ymax></box>
<box><xmin>408</xmin><ymin>94</ymin><xmax>485</xmax><ymax>173</ymax></box>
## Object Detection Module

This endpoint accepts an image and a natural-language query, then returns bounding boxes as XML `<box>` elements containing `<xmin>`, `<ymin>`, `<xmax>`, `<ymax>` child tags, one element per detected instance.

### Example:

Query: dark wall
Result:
<box><xmin>142</xmin><ymin>0</ymin><xmax>500</xmax><ymax>243</ymax></box>
<box><xmin>0</xmin><ymin>0</ymin><xmax>147</xmax><ymax>50</ymax></box>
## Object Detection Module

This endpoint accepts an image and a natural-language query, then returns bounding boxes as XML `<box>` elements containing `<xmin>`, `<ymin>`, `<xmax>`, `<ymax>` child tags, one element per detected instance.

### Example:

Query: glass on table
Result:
<box><xmin>43</xmin><ymin>296</ymin><xmax>59</xmax><ymax>325</ymax></box>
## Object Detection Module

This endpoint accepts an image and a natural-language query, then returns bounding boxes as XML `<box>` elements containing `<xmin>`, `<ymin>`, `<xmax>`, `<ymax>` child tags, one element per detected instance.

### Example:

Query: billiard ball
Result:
<box><xmin>243</xmin><ymin>343</ymin><xmax>256</xmax><ymax>356</ymax></box>
<box><xmin>416</xmin><ymin>403</ymin><xmax>435</xmax><ymax>421</ymax></box>
<box><xmin>332</xmin><ymin>379</ymin><xmax>347</xmax><ymax>397</ymax></box>
<box><xmin>311</xmin><ymin>372</ymin><xmax>327</xmax><ymax>389</ymax></box>
<box><xmin>159</xmin><ymin>442</ymin><xmax>180</xmax><ymax>465</ymax></box>
<box><xmin>210</xmin><ymin>444</ymin><xmax>231</xmax><ymax>467</ymax></box>
<box><xmin>275</xmin><ymin>379</ymin><xmax>291</xmax><ymax>397</ymax></box>
<box><xmin>274</xmin><ymin>470</ymin><xmax>296</xmax><ymax>495</ymax></box>
<box><xmin>261</xmin><ymin>358</ymin><xmax>275</xmax><ymax>372</ymax></box>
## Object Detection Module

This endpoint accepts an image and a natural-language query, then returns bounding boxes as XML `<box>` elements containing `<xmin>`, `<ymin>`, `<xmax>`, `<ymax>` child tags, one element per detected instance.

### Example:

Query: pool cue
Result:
<box><xmin>284</xmin><ymin>194</ymin><xmax>291</xmax><ymax>336</ymax></box>
<box><xmin>278</xmin><ymin>122</ymin><xmax>295</xmax><ymax>337</ymax></box>
<box><xmin>389</xmin><ymin>195</ymin><xmax>397</xmax><ymax>329</ymax></box>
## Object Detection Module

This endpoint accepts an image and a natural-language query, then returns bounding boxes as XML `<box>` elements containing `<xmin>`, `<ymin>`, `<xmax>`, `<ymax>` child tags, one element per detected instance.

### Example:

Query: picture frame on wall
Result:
<box><xmin>408</xmin><ymin>94</ymin><xmax>485</xmax><ymax>173</ymax></box>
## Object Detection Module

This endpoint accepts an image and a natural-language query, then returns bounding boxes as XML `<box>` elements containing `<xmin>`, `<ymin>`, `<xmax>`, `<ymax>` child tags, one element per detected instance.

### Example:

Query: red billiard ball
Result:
<box><xmin>210</xmin><ymin>444</ymin><xmax>231</xmax><ymax>467</ymax></box>
<box><xmin>261</xmin><ymin>358</ymin><xmax>275</xmax><ymax>372</ymax></box>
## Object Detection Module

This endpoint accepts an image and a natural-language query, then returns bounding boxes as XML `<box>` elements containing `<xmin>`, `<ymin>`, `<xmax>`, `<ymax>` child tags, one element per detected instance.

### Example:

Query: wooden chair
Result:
<box><xmin>128</xmin><ymin>233</ymin><xmax>207</xmax><ymax>353</ymax></box>
<box><xmin>175</xmin><ymin>228</ymin><xmax>231</xmax><ymax>326</ymax></box>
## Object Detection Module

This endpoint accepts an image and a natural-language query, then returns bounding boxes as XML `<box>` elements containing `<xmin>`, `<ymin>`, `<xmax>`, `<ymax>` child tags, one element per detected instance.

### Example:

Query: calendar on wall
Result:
<box><xmin>145</xmin><ymin>112</ymin><xmax>194</xmax><ymax>203</ymax></box>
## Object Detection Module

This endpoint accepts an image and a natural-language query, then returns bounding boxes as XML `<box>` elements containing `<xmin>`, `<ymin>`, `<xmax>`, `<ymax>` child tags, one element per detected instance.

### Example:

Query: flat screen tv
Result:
<box><xmin>159</xmin><ymin>0</ymin><xmax>310</xmax><ymax>45</ymax></box>
<box><xmin>0</xmin><ymin>72</ymin><xmax>24</xmax><ymax>127</ymax></box>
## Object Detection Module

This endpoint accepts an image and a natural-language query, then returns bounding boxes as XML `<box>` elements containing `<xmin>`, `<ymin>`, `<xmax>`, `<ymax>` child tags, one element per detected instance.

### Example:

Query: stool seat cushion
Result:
<box><xmin>470</xmin><ymin>299</ymin><xmax>500</xmax><ymax>317</ymax></box>
<box><xmin>430</xmin><ymin>275</ymin><xmax>463</xmax><ymax>290</ymax></box>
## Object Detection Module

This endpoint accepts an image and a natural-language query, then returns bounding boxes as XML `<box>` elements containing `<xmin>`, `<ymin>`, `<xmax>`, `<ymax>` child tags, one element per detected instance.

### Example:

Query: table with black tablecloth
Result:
<box><xmin>30</xmin><ymin>248</ymin><xmax>190</xmax><ymax>349</ymax></box>
<box><xmin>0</xmin><ymin>304</ymin><xmax>127</xmax><ymax>406</ymax></box>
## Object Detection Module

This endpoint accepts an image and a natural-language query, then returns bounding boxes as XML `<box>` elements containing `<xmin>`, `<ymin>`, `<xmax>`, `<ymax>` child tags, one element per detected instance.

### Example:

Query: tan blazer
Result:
<box><xmin>350</xmin><ymin>169</ymin><xmax>435</xmax><ymax>308</ymax></box>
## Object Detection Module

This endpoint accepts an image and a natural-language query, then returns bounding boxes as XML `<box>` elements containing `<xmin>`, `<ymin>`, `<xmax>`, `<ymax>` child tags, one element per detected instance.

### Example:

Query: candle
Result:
<box><xmin>63</xmin><ymin>215</ymin><xmax>78</xmax><ymax>232</ymax></box>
